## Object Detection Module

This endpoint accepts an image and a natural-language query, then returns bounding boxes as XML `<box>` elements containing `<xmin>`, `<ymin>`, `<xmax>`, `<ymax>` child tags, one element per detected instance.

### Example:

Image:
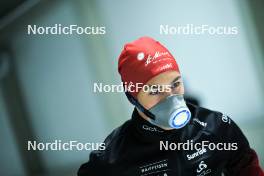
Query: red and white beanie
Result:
<box><xmin>118</xmin><ymin>36</ymin><xmax>180</xmax><ymax>98</ymax></box>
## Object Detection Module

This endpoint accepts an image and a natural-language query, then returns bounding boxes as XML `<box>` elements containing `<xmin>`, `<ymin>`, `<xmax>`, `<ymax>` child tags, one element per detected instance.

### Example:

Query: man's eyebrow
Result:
<box><xmin>171</xmin><ymin>76</ymin><xmax>181</xmax><ymax>84</ymax></box>
<box><xmin>147</xmin><ymin>76</ymin><xmax>181</xmax><ymax>87</ymax></box>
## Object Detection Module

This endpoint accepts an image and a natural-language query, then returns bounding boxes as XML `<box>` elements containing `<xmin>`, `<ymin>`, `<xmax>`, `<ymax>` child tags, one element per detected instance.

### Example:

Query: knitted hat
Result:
<box><xmin>118</xmin><ymin>36</ymin><xmax>180</xmax><ymax>98</ymax></box>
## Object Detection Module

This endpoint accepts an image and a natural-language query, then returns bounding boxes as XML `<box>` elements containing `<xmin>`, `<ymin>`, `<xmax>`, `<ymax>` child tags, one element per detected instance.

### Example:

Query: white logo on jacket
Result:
<box><xmin>139</xmin><ymin>159</ymin><xmax>169</xmax><ymax>175</ymax></box>
<box><xmin>196</xmin><ymin>160</ymin><xmax>211</xmax><ymax>176</ymax></box>
<box><xmin>142</xmin><ymin>125</ymin><xmax>164</xmax><ymax>133</ymax></box>
<box><xmin>221</xmin><ymin>114</ymin><xmax>231</xmax><ymax>124</ymax></box>
<box><xmin>187</xmin><ymin>148</ymin><xmax>207</xmax><ymax>160</ymax></box>
<box><xmin>193</xmin><ymin>118</ymin><xmax>207</xmax><ymax>127</ymax></box>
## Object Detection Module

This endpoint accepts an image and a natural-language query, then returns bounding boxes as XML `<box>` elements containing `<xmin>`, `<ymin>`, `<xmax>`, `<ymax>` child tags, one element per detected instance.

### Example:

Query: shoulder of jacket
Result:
<box><xmin>91</xmin><ymin>119</ymin><xmax>132</xmax><ymax>164</ymax></box>
<box><xmin>188</xmin><ymin>103</ymin><xmax>232</xmax><ymax>135</ymax></box>
<box><xmin>104</xmin><ymin>119</ymin><xmax>131</xmax><ymax>146</ymax></box>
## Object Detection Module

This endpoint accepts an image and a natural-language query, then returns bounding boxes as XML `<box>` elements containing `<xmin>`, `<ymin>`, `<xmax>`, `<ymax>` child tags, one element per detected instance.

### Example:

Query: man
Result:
<box><xmin>78</xmin><ymin>37</ymin><xmax>264</xmax><ymax>176</ymax></box>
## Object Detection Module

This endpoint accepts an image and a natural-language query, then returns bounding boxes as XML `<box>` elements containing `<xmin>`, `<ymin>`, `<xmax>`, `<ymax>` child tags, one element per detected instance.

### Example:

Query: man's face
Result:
<box><xmin>137</xmin><ymin>70</ymin><xmax>184</xmax><ymax>110</ymax></box>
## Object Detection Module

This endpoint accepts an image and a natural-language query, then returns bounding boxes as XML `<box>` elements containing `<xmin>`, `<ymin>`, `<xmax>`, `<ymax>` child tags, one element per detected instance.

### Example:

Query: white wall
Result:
<box><xmin>0</xmin><ymin>90</ymin><xmax>26</xmax><ymax>176</ymax></box>
<box><xmin>2</xmin><ymin>1</ymin><xmax>110</xmax><ymax>175</ymax></box>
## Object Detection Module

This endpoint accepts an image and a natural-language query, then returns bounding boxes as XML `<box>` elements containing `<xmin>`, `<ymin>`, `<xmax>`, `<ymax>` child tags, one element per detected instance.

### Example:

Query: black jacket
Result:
<box><xmin>78</xmin><ymin>103</ymin><xmax>263</xmax><ymax>176</ymax></box>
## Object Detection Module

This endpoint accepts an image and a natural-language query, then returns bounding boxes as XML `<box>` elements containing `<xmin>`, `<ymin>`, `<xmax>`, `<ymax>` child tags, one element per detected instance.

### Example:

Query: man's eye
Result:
<box><xmin>171</xmin><ymin>81</ymin><xmax>181</xmax><ymax>88</ymax></box>
<box><xmin>149</xmin><ymin>90</ymin><xmax>160</xmax><ymax>95</ymax></box>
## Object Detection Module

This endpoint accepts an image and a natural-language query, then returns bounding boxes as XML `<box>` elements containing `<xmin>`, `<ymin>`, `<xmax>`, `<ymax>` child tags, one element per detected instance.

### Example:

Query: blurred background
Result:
<box><xmin>0</xmin><ymin>0</ymin><xmax>263</xmax><ymax>175</ymax></box>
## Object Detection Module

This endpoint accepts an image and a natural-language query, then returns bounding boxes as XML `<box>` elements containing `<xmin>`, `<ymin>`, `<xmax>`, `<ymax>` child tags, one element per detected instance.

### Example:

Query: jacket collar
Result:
<box><xmin>130</xmin><ymin>102</ymin><xmax>197</xmax><ymax>143</ymax></box>
<box><xmin>131</xmin><ymin>108</ymin><xmax>180</xmax><ymax>142</ymax></box>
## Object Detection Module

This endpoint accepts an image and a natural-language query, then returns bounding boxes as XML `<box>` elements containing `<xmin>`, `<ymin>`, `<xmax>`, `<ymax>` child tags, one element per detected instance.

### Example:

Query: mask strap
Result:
<box><xmin>125</xmin><ymin>91</ymin><xmax>155</xmax><ymax>120</ymax></box>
